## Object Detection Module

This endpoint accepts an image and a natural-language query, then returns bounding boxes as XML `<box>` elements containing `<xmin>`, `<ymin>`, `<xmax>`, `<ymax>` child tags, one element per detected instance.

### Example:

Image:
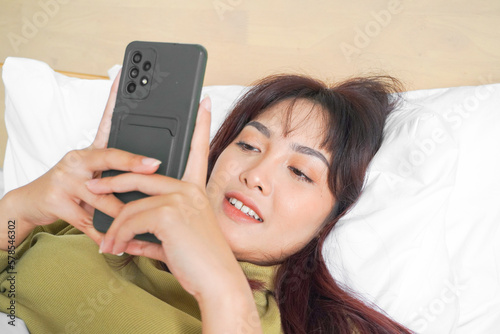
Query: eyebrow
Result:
<box><xmin>247</xmin><ymin>121</ymin><xmax>271</xmax><ymax>138</ymax></box>
<box><xmin>246</xmin><ymin>121</ymin><xmax>329</xmax><ymax>167</ymax></box>
<box><xmin>291</xmin><ymin>143</ymin><xmax>330</xmax><ymax>167</ymax></box>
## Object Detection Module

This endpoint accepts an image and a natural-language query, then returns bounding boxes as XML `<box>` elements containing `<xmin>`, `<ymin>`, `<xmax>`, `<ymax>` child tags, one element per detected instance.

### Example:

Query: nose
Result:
<box><xmin>240</xmin><ymin>158</ymin><xmax>273</xmax><ymax>196</ymax></box>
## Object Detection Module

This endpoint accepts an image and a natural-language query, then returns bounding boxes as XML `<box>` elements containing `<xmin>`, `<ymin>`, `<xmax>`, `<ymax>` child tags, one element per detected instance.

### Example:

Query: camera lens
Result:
<box><xmin>140</xmin><ymin>76</ymin><xmax>149</xmax><ymax>86</ymax></box>
<box><xmin>129</xmin><ymin>67</ymin><xmax>139</xmax><ymax>78</ymax></box>
<box><xmin>143</xmin><ymin>61</ymin><xmax>152</xmax><ymax>71</ymax></box>
<box><xmin>126</xmin><ymin>82</ymin><xmax>136</xmax><ymax>93</ymax></box>
<box><xmin>132</xmin><ymin>52</ymin><xmax>142</xmax><ymax>63</ymax></box>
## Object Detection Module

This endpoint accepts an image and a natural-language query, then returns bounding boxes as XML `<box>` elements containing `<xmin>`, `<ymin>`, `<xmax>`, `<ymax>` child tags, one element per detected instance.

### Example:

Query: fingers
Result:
<box><xmin>92</xmin><ymin>69</ymin><xmax>122</xmax><ymax>149</ymax></box>
<box><xmin>120</xmin><ymin>239</ymin><xmax>165</xmax><ymax>262</ymax></box>
<box><xmin>78</xmin><ymin>148</ymin><xmax>162</xmax><ymax>219</ymax></box>
<box><xmin>55</xmin><ymin>199</ymin><xmax>104</xmax><ymax>245</ymax></box>
<box><xmin>86</xmin><ymin>172</ymin><xmax>182</xmax><ymax>196</ymax></box>
<box><xmin>79</xmin><ymin>190</ymin><xmax>125</xmax><ymax>221</ymax></box>
<box><xmin>52</xmin><ymin>147</ymin><xmax>161</xmax><ymax>235</ymax></box>
<box><xmin>86</xmin><ymin>172</ymin><xmax>209</xmax><ymax>222</ymax></box>
<box><xmin>181</xmin><ymin>96</ymin><xmax>212</xmax><ymax>186</ymax></box>
<box><xmin>99</xmin><ymin>204</ymin><xmax>174</xmax><ymax>256</ymax></box>
<box><xmin>91</xmin><ymin>173</ymin><xmax>210</xmax><ymax>255</ymax></box>
<box><xmin>86</xmin><ymin>176</ymin><xmax>167</xmax><ymax>222</ymax></box>
<box><xmin>86</xmin><ymin>172</ymin><xmax>208</xmax><ymax>226</ymax></box>
<box><xmin>78</xmin><ymin>148</ymin><xmax>162</xmax><ymax>174</ymax></box>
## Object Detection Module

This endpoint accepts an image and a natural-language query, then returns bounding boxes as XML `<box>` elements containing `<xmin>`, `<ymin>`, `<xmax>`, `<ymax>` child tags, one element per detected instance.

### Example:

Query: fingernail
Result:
<box><xmin>142</xmin><ymin>157</ymin><xmax>162</xmax><ymax>166</ymax></box>
<box><xmin>98</xmin><ymin>239</ymin><xmax>105</xmax><ymax>254</ymax></box>
<box><xmin>201</xmin><ymin>95</ymin><xmax>212</xmax><ymax>112</ymax></box>
<box><xmin>116</xmin><ymin>252</ymin><xmax>124</xmax><ymax>256</ymax></box>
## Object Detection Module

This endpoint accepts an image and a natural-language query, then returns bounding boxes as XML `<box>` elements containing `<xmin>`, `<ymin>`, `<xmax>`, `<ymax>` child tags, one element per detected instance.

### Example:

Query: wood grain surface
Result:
<box><xmin>1</xmin><ymin>0</ymin><xmax>500</xmax><ymax>167</ymax></box>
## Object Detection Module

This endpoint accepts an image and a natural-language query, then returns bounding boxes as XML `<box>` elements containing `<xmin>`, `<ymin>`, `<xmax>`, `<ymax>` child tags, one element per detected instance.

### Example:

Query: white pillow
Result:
<box><xmin>2</xmin><ymin>57</ymin><xmax>247</xmax><ymax>193</ymax></box>
<box><xmin>324</xmin><ymin>84</ymin><xmax>500</xmax><ymax>333</ymax></box>
<box><xmin>2</xmin><ymin>58</ymin><xmax>114</xmax><ymax>193</ymax></box>
<box><xmin>324</xmin><ymin>101</ymin><xmax>460</xmax><ymax>332</ymax></box>
<box><xmin>2</xmin><ymin>57</ymin><xmax>499</xmax><ymax>333</ymax></box>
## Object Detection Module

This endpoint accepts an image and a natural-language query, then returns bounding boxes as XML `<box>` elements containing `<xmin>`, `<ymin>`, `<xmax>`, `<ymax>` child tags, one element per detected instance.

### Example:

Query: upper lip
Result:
<box><xmin>225</xmin><ymin>191</ymin><xmax>265</xmax><ymax>222</ymax></box>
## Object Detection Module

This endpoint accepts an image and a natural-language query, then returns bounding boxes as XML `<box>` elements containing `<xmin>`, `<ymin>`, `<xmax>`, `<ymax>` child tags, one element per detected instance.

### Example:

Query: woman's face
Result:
<box><xmin>206</xmin><ymin>99</ymin><xmax>335</xmax><ymax>265</ymax></box>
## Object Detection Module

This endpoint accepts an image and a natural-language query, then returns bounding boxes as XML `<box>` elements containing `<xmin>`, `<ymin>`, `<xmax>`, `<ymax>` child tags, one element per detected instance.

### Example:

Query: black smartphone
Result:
<box><xmin>93</xmin><ymin>41</ymin><xmax>207</xmax><ymax>244</ymax></box>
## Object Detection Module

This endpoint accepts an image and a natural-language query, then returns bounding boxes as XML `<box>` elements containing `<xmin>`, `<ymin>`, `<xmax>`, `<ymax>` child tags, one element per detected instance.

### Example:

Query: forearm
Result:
<box><xmin>197</xmin><ymin>278</ymin><xmax>263</xmax><ymax>334</ymax></box>
<box><xmin>0</xmin><ymin>189</ymin><xmax>36</xmax><ymax>251</ymax></box>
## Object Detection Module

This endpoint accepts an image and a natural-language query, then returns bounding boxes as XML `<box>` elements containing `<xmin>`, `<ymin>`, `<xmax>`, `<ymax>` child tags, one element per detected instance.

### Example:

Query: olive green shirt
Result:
<box><xmin>0</xmin><ymin>220</ymin><xmax>281</xmax><ymax>333</ymax></box>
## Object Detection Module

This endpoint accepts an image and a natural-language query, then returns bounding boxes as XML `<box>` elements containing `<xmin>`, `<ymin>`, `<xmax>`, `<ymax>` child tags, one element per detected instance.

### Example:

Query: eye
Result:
<box><xmin>236</xmin><ymin>141</ymin><xmax>260</xmax><ymax>152</ymax></box>
<box><xmin>288</xmin><ymin>166</ymin><xmax>313</xmax><ymax>183</ymax></box>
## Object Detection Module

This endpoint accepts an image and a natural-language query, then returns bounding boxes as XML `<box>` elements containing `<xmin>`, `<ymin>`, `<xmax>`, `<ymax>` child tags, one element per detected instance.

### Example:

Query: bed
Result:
<box><xmin>1</xmin><ymin>1</ymin><xmax>499</xmax><ymax>333</ymax></box>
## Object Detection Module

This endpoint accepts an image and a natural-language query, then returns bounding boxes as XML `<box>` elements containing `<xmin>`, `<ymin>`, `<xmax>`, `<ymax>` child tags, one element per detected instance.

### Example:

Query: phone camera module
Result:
<box><xmin>129</xmin><ymin>67</ymin><xmax>139</xmax><ymax>78</ymax></box>
<box><xmin>140</xmin><ymin>76</ymin><xmax>149</xmax><ymax>86</ymax></box>
<box><xmin>143</xmin><ymin>61</ymin><xmax>152</xmax><ymax>71</ymax></box>
<box><xmin>126</xmin><ymin>82</ymin><xmax>137</xmax><ymax>93</ymax></box>
<box><xmin>132</xmin><ymin>52</ymin><xmax>142</xmax><ymax>64</ymax></box>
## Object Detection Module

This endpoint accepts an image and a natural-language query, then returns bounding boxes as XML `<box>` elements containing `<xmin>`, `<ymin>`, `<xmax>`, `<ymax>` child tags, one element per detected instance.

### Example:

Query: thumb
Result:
<box><xmin>181</xmin><ymin>96</ymin><xmax>212</xmax><ymax>186</ymax></box>
<box><xmin>92</xmin><ymin>69</ymin><xmax>121</xmax><ymax>149</ymax></box>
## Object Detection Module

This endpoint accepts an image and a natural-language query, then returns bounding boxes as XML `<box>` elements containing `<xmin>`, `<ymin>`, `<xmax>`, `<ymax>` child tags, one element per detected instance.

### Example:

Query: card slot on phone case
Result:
<box><xmin>124</xmin><ymin>113</ymin><xmax>178</xmax><ymax>136</ymax></box>
<box><xmin>115</xmin><ymin>113</ymin><xmax>178</xmax><ymax>177</ymax></box>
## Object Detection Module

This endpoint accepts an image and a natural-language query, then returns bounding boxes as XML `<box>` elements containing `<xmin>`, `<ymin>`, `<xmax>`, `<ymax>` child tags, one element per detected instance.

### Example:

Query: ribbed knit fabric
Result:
<box><xmin>0</xmin><ymin>220</ymin><xmax>281</xmax><ymax>333</ymax></box>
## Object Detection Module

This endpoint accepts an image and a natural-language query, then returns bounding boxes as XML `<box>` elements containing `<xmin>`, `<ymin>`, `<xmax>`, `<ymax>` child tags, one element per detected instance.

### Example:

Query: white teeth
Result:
<box><xmin>228</xmin><ymin>197</ymin><xmax>263</xmax><ymax>222</ymax></box>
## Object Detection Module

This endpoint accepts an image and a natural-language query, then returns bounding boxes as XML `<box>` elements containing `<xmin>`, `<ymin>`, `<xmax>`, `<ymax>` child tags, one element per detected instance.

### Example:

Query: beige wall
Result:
<box><xmin>1</xmin><ymin>0</ymin><xmax>500</xmax><ymax>168</ymax></box>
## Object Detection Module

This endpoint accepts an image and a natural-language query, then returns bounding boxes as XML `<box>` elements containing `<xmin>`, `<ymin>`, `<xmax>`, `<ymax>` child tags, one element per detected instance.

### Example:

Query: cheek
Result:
<box><xmin>272</xmin><ymin>189</ymin><xmax>332</xmax><ymax>247</ymax></box>
<box><xmin>207</xmin><ymin>150</ymin><xmax>243</xmax><ymax>197</ymax></box>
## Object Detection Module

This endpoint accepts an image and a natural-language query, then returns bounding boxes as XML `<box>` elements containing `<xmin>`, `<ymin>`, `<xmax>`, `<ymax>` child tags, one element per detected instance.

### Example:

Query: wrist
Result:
<box><xmin>0</xmin><ymin>190</ymin><xmax>37</xmax><ymax>250</ymax></box>
<box><xmin>194</xmin><ymin>259</ymin><xmax>249</xmax><ymax>301</ymax></box>
<box><xmin>196</xmin><ymin>268</ymin><xmax>262</xmax><ymax>334</ymax></box>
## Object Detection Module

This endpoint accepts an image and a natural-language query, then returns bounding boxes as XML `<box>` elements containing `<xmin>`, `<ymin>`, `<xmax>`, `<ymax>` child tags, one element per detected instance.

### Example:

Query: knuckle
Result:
<box><xmin>169</xmin><ymin>192</ymin><xmax>185</xmax><ymax>205</ymax></box>
<box><xmin>50</xmin><ymin>163</ymin><xmax>66</xmax><ymax>181</ymax></box>
<box><xmin>184</xmin><ymin>183</ymin><xmax>202</xmax><ymax>198</ymax></box>
<box><xmin>157</xmin><ymin>205</ymin><xmax>174</xmax><ymax>219</ymax></box>
<box><xmin>186</xmin><ymin>184</ymin><xmax>209</xmax><ymax>209</ymax></box>
<box><xmin>62</xmin><ymin>150</ymin><xmax>85</xmax><ymax>167</ymax></box>
<box><xmin>120</xmin><ymin>202</ymin><xmax>135</xmax><ymax>217</ymax></box>
<box><xmin>102</xmin><ymin>148</ymin><xmax>117</xmax><ymax>163</ymax></box>
<box><xmin>47</xmin><ymin>166</ymin><xmax>70</xmax><ymax>191</ymax></box>
<box><xmin>76</xmin><ymin>215</ymin><xmax>92</xmax><ymax>230</ymax></box>
<box><xmin>104</xmin><ymin>147</ymin><xmax>141</xmax><ymax>168</ymax></box>
<box><xmin>89</xmin><ymin>193</ymin><xmax>107</xmax><ymax>207</ymax></box>
<box><xmin>44</xmin><ymin>188</ymin><xmax>61</xmax><ymax>207</ymax></box>
<box><xmin>105</xmin><ymin>147</ymin><xmax>118</xmax><ymax>154</ymax></box>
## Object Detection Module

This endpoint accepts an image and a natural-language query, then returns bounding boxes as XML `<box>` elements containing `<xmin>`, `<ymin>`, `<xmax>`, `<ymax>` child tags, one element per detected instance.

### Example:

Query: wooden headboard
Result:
<box><xmin>1</xmin><ymin>0</ymin><xmax>500</xmax><ymax>168</ymax></box>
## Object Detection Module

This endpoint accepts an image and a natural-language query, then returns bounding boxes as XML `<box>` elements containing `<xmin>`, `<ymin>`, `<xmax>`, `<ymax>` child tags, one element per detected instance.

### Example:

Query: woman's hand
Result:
<box><xmin>89</xmin><ymin>97</ymin><xmax>263</xmax><ymax>333</ymax></box>
<box><xmin>1</xmin><ymin>71</ymin><xmax>161</xmax><ymax>247</ymax></box>
<box><xmin>91</xmin><ymin>96</ymin><xmax>235</xmax><ymax>295</ymax></box>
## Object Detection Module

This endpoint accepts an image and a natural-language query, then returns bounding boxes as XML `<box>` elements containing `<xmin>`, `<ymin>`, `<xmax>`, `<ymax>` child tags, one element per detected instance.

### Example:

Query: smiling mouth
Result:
<box><xmin>226</xmin><ymin>197</ymin><xmax>264</xmax><ymax>222</ymax></box>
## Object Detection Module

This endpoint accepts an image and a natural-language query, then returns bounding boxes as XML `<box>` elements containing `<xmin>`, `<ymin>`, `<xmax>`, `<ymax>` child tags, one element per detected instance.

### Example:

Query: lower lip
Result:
<box><xmin>222</xmin><ymin>198</ymin><xmax>263</xmax><ymax>224</ymax></box>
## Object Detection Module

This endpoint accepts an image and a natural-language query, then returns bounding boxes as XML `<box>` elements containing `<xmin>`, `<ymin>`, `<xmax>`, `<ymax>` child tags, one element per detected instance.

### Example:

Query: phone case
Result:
<box><xmin>93</xmin><ymin>41</ymin><xmax>207</xmax><ymax>244</ymax></box>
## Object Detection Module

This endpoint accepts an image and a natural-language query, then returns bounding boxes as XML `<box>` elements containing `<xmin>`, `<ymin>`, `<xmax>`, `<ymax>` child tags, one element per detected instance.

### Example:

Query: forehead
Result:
<box><xmin>252</xmin><ymin>98</ymin><xmax>328</xmax><ymax>143</ymax></box>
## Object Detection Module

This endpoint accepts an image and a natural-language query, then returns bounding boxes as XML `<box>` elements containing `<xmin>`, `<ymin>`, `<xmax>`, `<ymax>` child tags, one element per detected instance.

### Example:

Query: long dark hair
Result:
<box><xmin>208</xmin><ymin>74</ymin><xmax>412</xmax><ymax>333</ymax></box>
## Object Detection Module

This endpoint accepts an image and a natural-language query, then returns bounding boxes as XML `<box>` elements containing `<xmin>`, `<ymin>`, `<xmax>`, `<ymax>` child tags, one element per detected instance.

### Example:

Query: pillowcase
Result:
<box><xmin>324</xmin><ymin>83</ymin><xmax>500</xmax><ymax>333</ymax></box>
<box><xmin>2</xmin><ymin>58</ymin><xmax>114</xmax><ymax>193</ymax></box>
<box><xmin>324</xmin><ymin>100</ymin><xmax>460</xmax><ymax>332</ymax></box>
<box><xmin>2</xmin><ymin>57</ymin><xmax>500</xmax><ymax>333</ymax></box>
<box><xmin>2</xmin><ymin>57</ymin><xmax>247</xmax><ymax>194</ymax></box>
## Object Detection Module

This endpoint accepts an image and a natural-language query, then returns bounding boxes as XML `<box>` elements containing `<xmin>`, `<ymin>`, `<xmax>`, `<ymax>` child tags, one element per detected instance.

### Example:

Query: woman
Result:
<box><xmin>0</xmin><ymin>72</ymin><xmax>411</xmax><ymax>333</ymax></box>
